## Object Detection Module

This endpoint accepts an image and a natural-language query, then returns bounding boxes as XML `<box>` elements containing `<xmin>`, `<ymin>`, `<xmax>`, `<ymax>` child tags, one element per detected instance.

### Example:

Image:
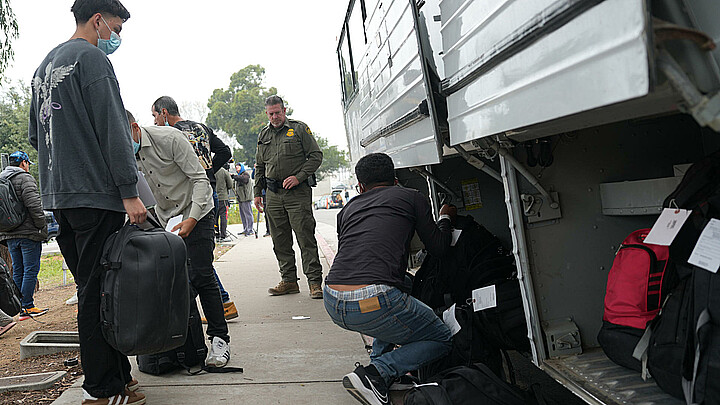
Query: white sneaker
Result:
<box><xmin>66</xmin><ymin>292</ymin><xmax>78</xmax><ymax>305</ymax></box>
<box><xmin>205</xmin><ymin>336</ymin><xmax>230</xmax><ymax>367</ymax></box>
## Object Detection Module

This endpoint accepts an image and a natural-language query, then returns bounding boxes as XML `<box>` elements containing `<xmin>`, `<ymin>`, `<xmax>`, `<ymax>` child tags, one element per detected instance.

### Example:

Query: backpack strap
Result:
<box><xmin>632</xmin><ymin>326</ymin><xmax>653</xmax><ymax>381</ymax></box>
<box><xmin>682</xmin><ymin>308</ymin><xmax>711</xmax><ymax>404</ymax></box>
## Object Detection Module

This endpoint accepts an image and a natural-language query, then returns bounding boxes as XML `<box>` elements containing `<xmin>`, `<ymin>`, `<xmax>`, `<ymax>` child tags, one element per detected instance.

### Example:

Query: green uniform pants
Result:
<box><xmin>265</xmin><ymin>183</ymin><xmax>323</xmax><ymax>285</ymax></box>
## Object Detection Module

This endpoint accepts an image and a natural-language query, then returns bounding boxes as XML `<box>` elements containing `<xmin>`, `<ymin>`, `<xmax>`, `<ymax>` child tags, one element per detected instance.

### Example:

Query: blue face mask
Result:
<box><xmin>97</xmin><ymin>17</ymin><xmax>121</xmax><ymax>55</ymax></box>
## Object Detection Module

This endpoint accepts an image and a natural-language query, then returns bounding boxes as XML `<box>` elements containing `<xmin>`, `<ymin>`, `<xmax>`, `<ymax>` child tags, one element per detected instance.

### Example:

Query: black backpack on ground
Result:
<box><xmin>0</xmin><ymin>255</ymin><xmax>21</xmax><ymax>316</ymax></box>
<box><xmin>0</xmin><ymin>173</ymin><xmax>27</xmax><ymax>232</ymax></box>
<box><xmin>100</xmin><ymin>217</ymin><xmax>190</xmax><ymax>356</ymax></box>
<box><xmin>137</xmin><ymin>299</ymin><xmax>207</xmax><ymax>375</ymax></box>
<box><xmin>404</xmin><ymin>363</ymin><xmax>545</xmax><ymax>405</ymax></box>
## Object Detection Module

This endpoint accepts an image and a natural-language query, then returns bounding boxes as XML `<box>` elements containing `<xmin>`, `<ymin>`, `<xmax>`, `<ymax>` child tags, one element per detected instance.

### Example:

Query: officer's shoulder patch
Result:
<box><xmin>305</xmin><ymin>126</ymin><xmax>312</xmax><ymax>135</ymax></box>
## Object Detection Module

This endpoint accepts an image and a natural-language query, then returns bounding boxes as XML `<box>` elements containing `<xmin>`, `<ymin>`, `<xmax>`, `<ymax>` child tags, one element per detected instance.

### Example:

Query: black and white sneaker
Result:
<box><xmin>205</xmin><ymin>336</ymin><xmax>230</xmax><ymax>367</ymax></box>
<box><xmin>342</xmin><ymin>362</ymin><xmax>389</xmax><ymax>405</ymax></box>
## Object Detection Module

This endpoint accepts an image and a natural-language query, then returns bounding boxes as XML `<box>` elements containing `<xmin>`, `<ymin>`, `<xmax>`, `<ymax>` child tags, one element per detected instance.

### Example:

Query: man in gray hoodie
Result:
<box><xmin>0</xmin><ymin>151</ymin><xmax>48</xmax><ymax>319</ymax></box>
<box><xmin>28</xmin><ymin>1</ymin><xmax>146</xmax><ymax>404</ymax></box>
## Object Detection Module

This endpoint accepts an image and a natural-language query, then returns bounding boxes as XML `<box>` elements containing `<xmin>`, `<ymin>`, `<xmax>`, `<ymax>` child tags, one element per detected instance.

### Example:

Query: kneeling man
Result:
<box><xmin>324</xmin><ymin>153</ymin><xmax>455</xmax><ymax>405</ymax></box>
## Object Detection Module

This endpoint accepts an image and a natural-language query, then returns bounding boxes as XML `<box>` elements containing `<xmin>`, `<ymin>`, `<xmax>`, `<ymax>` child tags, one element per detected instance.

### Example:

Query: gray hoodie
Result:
<box><xmin>28</xmin><ymin>38</ymin><xmax>138</xmax><ymax>212</ymax></box>
<box><xmin>0</xmin><ymin>166</ymin><xmax>48</xmax><ymax>243</ymax></box>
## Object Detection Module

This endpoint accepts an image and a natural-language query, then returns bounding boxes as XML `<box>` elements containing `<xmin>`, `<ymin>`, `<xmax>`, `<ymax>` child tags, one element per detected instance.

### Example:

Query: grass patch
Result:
<box><xmin>39</xmin><ymin>254</ymin><xmax>73</xmax><ymax>288</ymax></box>
<box><xmin>37</xmin><ymin>244</ymin><xmax>233</xmax><ymax>289</ymax></box>
<box><xmin>227</xmin><ymin>203</ymin><xmax>264</xmax><ymax>225</ymax></box>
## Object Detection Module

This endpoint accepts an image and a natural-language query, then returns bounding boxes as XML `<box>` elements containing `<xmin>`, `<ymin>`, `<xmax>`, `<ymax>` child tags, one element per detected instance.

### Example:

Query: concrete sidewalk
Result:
<box><xmin>52</xmin><ymin>223</ymin><xmax>367</xmax><ymax>404</ymax></box>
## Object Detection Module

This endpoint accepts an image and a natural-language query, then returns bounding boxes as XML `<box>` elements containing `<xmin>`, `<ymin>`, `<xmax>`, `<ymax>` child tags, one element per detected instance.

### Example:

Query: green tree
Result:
<box><xmin>315</xmin><ymin>135</ymin><xmax>348</xmax><ymax>181</ymax></box>
<box><xmin>0</xmin><ymin>84</ymin><xmax>38</xmax><ymax>179</ymax></box>
<box><xmin>206</xmin><ymin>65</ymin><xmax>289</xmax><ymax>164</ymax></box>
<box><xmin>0</xmin><ymin>0</ymin><xmax>19</xmax><ymax>78</ymax></box>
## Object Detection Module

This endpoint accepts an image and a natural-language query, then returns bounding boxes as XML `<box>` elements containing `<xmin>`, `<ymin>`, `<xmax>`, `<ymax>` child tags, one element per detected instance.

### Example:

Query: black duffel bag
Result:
<box><xmin>404</xmin><ymin>362</ymin><xmax>545</xmax><ymax>405</ymax></box>
<box><xmin>100</xmin><ymin>216</ymin><xmax>190</xmax><ymax>356</ymax></box>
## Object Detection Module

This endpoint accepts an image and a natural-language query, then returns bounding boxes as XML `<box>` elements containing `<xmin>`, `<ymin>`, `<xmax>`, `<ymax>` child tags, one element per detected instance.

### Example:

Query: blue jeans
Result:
<box><xmin>324</xmin><ymin>285</ymin><xmax>452</xmax><ymax>384</ymax></box>
<box><xmin>7</xmin><ymin>238</ymin><xmax>43</xmax><ymax>309</ymax></box>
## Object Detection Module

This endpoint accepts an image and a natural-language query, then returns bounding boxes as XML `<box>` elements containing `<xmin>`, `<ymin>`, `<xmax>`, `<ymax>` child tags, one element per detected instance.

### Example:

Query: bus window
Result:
<box><xmin>338</xmin><ymin>30</ymin><xmax>355</xmax><ymax>103</ymax></box>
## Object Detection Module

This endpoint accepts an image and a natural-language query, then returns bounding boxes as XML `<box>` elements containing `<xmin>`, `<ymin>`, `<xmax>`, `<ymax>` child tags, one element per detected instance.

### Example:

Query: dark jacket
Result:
<box><xmin>29</xmin><ymin>39</ymin><xmax>139</xmax><ymax>212</ymax></box>
<box><xmin>0</xmin><ymin>166</ymin><xmax>48</xmax><ymax>243</ymax></box>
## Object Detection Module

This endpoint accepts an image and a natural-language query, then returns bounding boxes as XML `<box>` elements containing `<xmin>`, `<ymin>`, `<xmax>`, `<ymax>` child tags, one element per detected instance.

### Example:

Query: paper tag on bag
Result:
<box><xmin>165</xmin><ymin>215</ymin><xmax>183</xmax><ymax>235</ymax></box>
<box><xmin>472</xmin><ymin>285</ymin><xmax>497</xmax><ymax>311</ymax></box>
<box><xmin>643</xmin><ymin>208</ymin><xmax>692</xmax><ymax>246</ymax></box>
<box><xmin>442</xmin><ymin>304</ymin><xmax>461</xmax><ymax>336</ymax></box>
<box><xmin>451</xmin><ymin>229</ymin><xmax>462</xmax><ymax>247</ymax></box>
<box><xmin>688</xmin><ymin>218</ymin><xmax>720</xmax><ymax>273</ymax></box>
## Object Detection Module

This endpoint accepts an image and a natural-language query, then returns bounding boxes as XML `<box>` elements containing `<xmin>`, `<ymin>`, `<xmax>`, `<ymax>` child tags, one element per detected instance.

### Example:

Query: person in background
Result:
<box><xmin>151</xmin><ymin>96</ymin><xmax>237</xmax><ymax>321</ymax></box>
<box><xmin>251</xmin><ymin>164</ymin><xmax>270</xmax><ymax>237</ymax></box>
<box><xmin>324</xmin><ymin>153</ymin><xmax>455</xmax><ymax>405</ymax></box>
<box><xmin>215</xmin><ymin>164</ymin><xmax>234</xmax><ymax>242</ymax></box>
<box><xmin>28</xmin><ymin>1</ymin><xmax>146</xmax><ymax>403</ymax></box>
<box><xmin>232</xmin><ymin>164</ymin><xmax>254</xmax><ymax>236</ymax></box>
<box><xmin>0</xmin><ymin>152</ymin><xmax>49</xmax><ymax>320</ymax></box>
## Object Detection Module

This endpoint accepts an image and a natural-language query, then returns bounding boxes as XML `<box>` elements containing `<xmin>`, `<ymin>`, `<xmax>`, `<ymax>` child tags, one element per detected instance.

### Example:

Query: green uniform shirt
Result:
<box><xmin>254</xmin><ymin>118</ymin><xmax>323</xmax><ymax>198</ymax></box>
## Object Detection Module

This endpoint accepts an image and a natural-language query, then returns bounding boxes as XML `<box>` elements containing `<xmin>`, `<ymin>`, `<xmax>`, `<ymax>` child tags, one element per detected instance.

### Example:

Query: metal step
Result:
<box><xmin>543</xmin><ymin>348</ymin><xmax>683</xmax><ymax>405</ymax></box>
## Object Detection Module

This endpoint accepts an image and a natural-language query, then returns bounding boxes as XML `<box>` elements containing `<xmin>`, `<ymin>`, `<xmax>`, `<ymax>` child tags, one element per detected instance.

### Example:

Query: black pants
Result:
<box><xmin>55</xmin><ymin>208</ymin><xmax>130</xmax><ymax>398</ymax></box>
<box><xmin>187</xmin><ymin>212</ymin><xmax>229</xmax><ymax>343</ymax></box>
<box><xmin>217</xmin><ymin>200</ymin><xmax>229</xmax><ymax>239</ymax></box>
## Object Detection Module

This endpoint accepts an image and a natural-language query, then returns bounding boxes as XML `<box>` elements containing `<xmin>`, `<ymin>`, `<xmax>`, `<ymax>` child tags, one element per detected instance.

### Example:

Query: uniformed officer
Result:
<box><xmin>254</xmin><ymin>95</ymin><xmax>324</xmax><ymax>299</ymax></box>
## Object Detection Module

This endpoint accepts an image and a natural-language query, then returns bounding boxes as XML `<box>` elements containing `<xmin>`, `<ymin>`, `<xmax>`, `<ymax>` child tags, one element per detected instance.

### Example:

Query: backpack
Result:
<box><xmin>137</xmin><ymin>299</ymin><xmax>208</xmax><ymax>375</ymax></box>
<box><xmin>175</xmin><ymin>122</ymin><xmax>213</xmax><ymax>170</ymax></box>
<box><xmin>0</xmin><ymin>255</ymin><xmax>21</xmax><ymax>316</ymax></box>
<box><xmin>642</xmin><ymin>276</ymin><xmax>693</xmax><ymax>399</ymax></box>
<box><xmin>598</xmin><ymin>229</ymin><xmax>675</xmax><ymax>371</ymax></box>
<box><xmin>0</xmin><ymin>173</ymin><xmax>27</xmax><ymax>232</ymax></box>
<box><xmin>404</xmin><ymin>363</ymin><xmax>544</xmax><ymax>405</ymax></box>
<box><xmin>412</xmin><ymin>215</ymin><xmax>528</xmax><ymax>353</ymax></box>
<box><xmin>632</xmin><ymin>149</ymin><xmax>720</xmax><ymax>401</ymax></box>
<box><xmin>100</xmin><ymin>217</ymin><xmax>190</xmax><ymax>356</ymax></box>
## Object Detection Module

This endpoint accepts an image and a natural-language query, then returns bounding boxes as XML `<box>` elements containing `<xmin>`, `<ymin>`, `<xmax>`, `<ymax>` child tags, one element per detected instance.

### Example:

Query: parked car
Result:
<box><xmin>313</xmin><ymin>195</ymin><xmax>331</xmax><ymax>210</ymax></box>
<box><xmin>44</xmin><ymin>210</ymin><xmax>58</xmax><ymax>241</ymax></box>
<box><xmin>329</xmin><ymin>189</ymin><xmax>345</xmax><ymax>208</ymax></box>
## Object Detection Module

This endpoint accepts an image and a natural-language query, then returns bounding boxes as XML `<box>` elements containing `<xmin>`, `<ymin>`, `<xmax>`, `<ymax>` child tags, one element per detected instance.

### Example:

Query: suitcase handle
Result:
<box><xmin>134</xmin><ymin>212</ymin><xmax>163</xmax><ymax>231</ymax></box>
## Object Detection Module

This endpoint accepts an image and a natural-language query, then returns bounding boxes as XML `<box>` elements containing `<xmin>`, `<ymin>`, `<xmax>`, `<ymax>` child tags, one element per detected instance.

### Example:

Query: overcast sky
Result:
<box><xmin>2</xmin><ymin>0</ymin><xmax>350</xmax><ymax>150</ymax></box>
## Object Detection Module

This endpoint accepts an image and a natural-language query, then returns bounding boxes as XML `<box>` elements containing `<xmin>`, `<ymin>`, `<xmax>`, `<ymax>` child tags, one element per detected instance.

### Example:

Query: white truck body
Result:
<box><xmin>337</xmin><ymin>0</ymin><xmax>720</xmax><ymax>404</ymax></box>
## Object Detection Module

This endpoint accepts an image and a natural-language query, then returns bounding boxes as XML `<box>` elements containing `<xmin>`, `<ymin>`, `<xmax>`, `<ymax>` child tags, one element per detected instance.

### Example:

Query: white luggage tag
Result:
<box><xmin>471</xmin><ymin>285</ymin><xmax>497</xmax><ymax>312</ymax></box>
<box><xmin>442</xmin><ymin>304</ymin><xmax>462</xmax><ymax>336</ymax></box>
<box><xmin>688</xmin><ymin>218</ymin><xmax>720</xmax><ymax>273</ymax></box>
<box><xmin>643</xmin><ymin>206</ymin><xmax>691</xmax><ymax>246</ymax></box>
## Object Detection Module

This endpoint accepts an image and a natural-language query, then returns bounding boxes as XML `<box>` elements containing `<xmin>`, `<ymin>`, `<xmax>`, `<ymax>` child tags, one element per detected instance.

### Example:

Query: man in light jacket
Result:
<box><xmin>127</xmin><ymin>111</ymin><xmax>231</xmax><ymax>368</ymax></box>
<box><xmin>0</xmin><ymin>151</ymin><xmax>49</xmax><ymax>319</ymax></box>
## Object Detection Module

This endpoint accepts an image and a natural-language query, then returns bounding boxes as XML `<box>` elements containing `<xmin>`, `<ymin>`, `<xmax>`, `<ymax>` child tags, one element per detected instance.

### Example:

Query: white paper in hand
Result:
<box><xmin>688</xmin><ymin>218</ymin><xmax>720</xmax><ymax>273</ymax></box>
<box><xmin>644</xmin><ymin>208</ymin><xmax>692</xmax><ymax>246</ymax></box>
<box><xmin>442</xmin><ymin>304</ymin><xmax>461</xmax><ymax>336</ymax></box>
<box><xmin>165</xmin><ymin>215</ymin><xmax>183</xmax><ymax>235</ymax></box>
<box><xmin>472</xmin><ymin>285</ymin><xmax>497</xmax><ymax>311</ymax></box>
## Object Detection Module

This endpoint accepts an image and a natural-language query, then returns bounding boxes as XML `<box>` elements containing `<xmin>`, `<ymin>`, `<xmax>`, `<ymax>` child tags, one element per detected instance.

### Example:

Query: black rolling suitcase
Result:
<box><xmin>100</xmin><ymin>216</ymin><xmax>190</xmax><ymax>356</ymax></box>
